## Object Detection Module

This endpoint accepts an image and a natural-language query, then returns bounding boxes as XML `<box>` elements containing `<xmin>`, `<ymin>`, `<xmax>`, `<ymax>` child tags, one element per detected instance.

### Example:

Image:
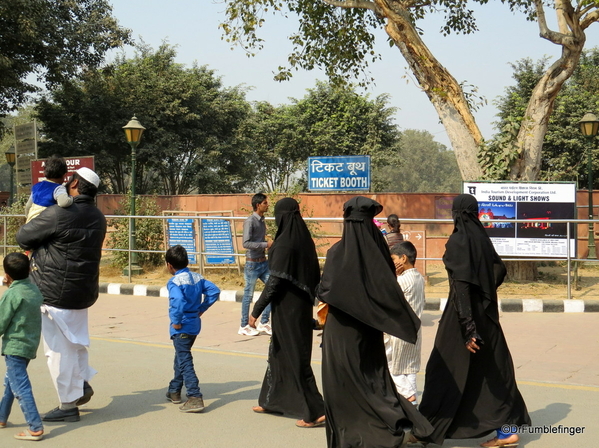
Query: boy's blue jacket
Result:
<box><xmin>168</xmin><ymin>268</ymin><xmax>220</xmax><ymax>337</ymax></box>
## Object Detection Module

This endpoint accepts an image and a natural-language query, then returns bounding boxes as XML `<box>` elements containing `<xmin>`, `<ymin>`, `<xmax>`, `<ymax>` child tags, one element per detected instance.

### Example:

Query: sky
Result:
<box><xmin>106</xmin><ymin>0</ymin><xmax>599</xmax><ymax>148</ymax></box>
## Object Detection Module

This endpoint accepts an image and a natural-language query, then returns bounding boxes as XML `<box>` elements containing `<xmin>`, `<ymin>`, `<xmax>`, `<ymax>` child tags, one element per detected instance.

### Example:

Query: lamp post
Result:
<box><xmin>123</xmin><ymin>116</ymin><xmax>146</xmax><ymax>275</ymax></box>
<box><xmin>579</xmin><ymin>113</ymin><xmax>599</xmax><ymax>259</ymax></box>
<box><xmin>5</xmin><ymin>146</ymin><xmax>16</xmax><ymax>206</ymax></box>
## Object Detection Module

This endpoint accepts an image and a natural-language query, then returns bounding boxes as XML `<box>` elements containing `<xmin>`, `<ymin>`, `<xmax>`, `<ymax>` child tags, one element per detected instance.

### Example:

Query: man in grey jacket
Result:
<box><xmin>17</xmin><ymin>167</ymin><xmax>106</xmax><ymax>423</ymax></box>
<box><xmin>239</xmin><ymin>193</ymin><xmax>272</xmax><ymax>336</ymax></box>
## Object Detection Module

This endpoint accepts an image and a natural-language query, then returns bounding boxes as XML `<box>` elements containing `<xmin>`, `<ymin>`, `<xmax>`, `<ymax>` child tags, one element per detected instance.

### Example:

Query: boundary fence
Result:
<box><xmin>1</xmin><ymin>214</ymin><xmax>596</xmax><ymax>299</ymax></box>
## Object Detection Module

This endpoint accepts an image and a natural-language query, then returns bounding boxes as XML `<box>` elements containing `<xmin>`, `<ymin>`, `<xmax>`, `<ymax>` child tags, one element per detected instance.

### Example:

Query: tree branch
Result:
<box><xmin>555</xmin><ymin>0</ymin><xmax>576</xmax><ymax>35</ymax></box>
<box><xmin>321</xmin><ymin>0</ymin><xmax>377</xmax><ymax>11</ymax></box>
<box><xmin>581</xmin><ymin>9</ymin><xmax>599</xmax><ymax>30</ymax></box>
<box><xmin>578</xmin><ymin>3</ymin><xmax>596</xmax><ymax>17</ymax></box>
<box><xmin>535</xmin><ymin>0</ymin><xmax>574</xmax><ymax>46</ymax></box>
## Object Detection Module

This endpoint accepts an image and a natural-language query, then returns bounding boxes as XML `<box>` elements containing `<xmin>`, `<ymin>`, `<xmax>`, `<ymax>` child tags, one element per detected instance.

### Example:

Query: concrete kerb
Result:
<box><xmin>99</xmin><ymin>282</ymin><xmax>599</xmax><ymax>313</ymax></box>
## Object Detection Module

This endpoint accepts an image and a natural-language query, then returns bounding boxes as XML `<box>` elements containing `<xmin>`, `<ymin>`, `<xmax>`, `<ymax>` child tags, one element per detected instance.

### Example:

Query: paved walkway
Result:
<box><xmin>0</xmin><ymin>291</ymin><xmax>597</xmax><ymax>447</ymax></box>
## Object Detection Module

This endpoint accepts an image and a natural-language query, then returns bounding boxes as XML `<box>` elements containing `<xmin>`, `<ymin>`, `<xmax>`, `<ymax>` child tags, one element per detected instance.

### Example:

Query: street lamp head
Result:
<box><xmin>579</xmin><ymin>113</ymin><xmax>599</xmax><ymax>137</ymax></box>
<box><xmin>123</xmin><ymin>116</ymin><xmax>146</xmax><ymax>144</ymax></box>
<box><xmin>5</xmin><ymin>145</ymin><xmax>15</xmax><ymax>167</ymax></box>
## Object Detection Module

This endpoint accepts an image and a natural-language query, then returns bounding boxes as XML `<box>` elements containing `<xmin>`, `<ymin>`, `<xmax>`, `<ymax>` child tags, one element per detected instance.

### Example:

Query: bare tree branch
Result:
<box><xmin>535</xmin><ymin>0</ymin><xmax>573</xmax><ymax>46</ymax></box>
<box><xmin>579</xmin><ymin>3</ymin><xmax>597</xmax><ymax>17</ymax></box>
<box><xmin>581</xmin><ymin>9</ymin><xmax>599</xmax><ymax>29</ymax></box>
<box><xmin>321</xmin><ymin>0</ymin><xmax>377</xmax><ymax>11</ymax></box>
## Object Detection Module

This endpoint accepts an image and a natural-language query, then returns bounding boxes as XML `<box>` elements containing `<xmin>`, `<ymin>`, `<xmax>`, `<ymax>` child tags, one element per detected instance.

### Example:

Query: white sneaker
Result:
<box><xmin>238</xmin><ymin>325</ymin><xmax>260</xmax><ymax>336</ymax></box>
<box><xmin>256</xmin><ymin>322</ymin><xmax>272</xmax><ymax>336</ymax></box>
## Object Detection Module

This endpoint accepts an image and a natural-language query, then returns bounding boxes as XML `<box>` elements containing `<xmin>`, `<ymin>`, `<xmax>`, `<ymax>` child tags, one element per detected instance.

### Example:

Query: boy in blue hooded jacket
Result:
<box><xmin>164</xmin><ymin>245</ymin><xmax>220</xmax><ymax>413</ymax></box>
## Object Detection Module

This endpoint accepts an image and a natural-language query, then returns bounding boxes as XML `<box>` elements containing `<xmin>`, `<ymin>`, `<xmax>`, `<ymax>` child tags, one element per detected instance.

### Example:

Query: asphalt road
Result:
<box><xmin>0</xmin><ymin>293</ymin><xmax>597</xmax><ymax>447</ymax></box>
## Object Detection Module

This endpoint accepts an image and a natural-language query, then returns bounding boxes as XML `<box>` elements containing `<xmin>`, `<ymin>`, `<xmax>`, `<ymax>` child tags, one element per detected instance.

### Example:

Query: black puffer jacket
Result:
<box><xmin>16</xmin><ymin>195</ymin><xmax>107</xmax><ymax>309</ymax></box>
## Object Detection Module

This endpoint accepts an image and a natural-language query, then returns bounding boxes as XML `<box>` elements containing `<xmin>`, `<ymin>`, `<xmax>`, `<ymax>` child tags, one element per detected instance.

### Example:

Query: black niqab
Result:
<box><xmin>443</xmin><ymin>194</ymin><xmax>505</xmax><ymax>303</ymax></box>
<box><xmin>419</xmin><ymin>194</ymin><xmax>530</xmax><ymax>445</ymax></box>
<box><xmin>318</xmin><ymin>196</ymin><xmax>419</xmax><ymax>343</ymax></box>
<box><xmin>268</xmin><ymin>198</ymin><xmax>320</xmax><ymax>299</ymax></box>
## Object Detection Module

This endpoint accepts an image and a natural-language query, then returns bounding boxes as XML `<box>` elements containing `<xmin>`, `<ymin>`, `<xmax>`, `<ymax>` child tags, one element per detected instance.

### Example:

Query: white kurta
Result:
<box><xmin>41</xmin><ymin>305</ymin><xmax>97</xmax><ymax>404</ymax></box>
<box><xmin>385</xmin><ymin>268</ymin><xmax>425</xmax><ymax>400</ymax></box>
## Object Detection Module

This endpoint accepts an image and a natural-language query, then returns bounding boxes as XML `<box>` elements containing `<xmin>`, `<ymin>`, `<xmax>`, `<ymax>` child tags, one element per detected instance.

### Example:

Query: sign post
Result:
<box><xmin>463</xmin><ymin>181</ymin><xmax>577</xmax><ymax>257</ymax></box>
<box><xmin>30</xmin><ymin>156</ymin><xmax>95</xmax><ymax>185</ymax></box>
<box><xmin>308</xmin><ymin>156</ymin><xmax>371</xmax><ymax>191</ymax></box>
<box><xmin>201</xmin><ymin>218</ymin><xmax>235</xmax><ymax>265</ymax></box>
<box><xmin>166</xmin><ymin>218</ymin><xmax>197</xmax><ymax>264</ymax></box>
<box><xmin>13</xmin><ymin>121</ymin><xmax>37</xmax><ymax>196</ymax></box>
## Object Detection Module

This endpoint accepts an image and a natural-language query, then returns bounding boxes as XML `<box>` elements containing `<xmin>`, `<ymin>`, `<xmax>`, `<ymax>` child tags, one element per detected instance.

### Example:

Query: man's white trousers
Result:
<box><xmin>41</xmin><ymin>305</ymin><xmax>97</xmax><ymax>404</ymax></box>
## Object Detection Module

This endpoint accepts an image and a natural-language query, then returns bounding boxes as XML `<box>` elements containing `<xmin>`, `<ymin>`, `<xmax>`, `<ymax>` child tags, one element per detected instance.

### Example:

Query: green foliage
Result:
<box><xmin>220</xmin><ymin>0</ymin><xmax>537</xmax><ymax>86</ymax></box>
<box><xmin>293</xmin><ymin>81</ymin><xmax>401</xmax><ymax>191</ymax></box>
<box><xmin>107</xmin><ymin>194</ymin><xmax>165</xmax><ymax>269</ymax></box>
<box><xmin>542</xmin><ymin>49</ymin><xmax>599</xmax><ymax>185</ymax></box>
<box><xmin>0</xmin><ymin>0</ymin><xmax>130</xmax><ymax>126</ymax></box>
<box><xmin>0</xmin><ymin>194</ymin><xmax>27</xmax><ymax>249</ymax></box>
<box><xmin>478</xmin><ymin>57</ymin><xmax>547</xmax><ymax>179</ymax></box>
<box><xmin>478</xmin><ymin>117</ymin><xmax>522</xmax><ymax>180</ymax></box>
<box><xmin>490</xmin><ymin>49</ymin><xmax>599</xmax><ymax>185</ymax></box>
<box><xmin>238</xmin><ymin>81</ymin><xmax>401</xmax><ymax>192</ymax></box>
<box><xmin>222</xmin><ymin>1</ymin><xmax>382</xmax><ymax>86</ymax></box>
<box><xmin>378</xmin><ymin>129</ymin><xmax>462</xmax><ymax>192</ymax></box>
<box><xmin>237</xmin><ymin>102</ymin><xmax>306</xmax><ymax>192</ymax></box>
<box><xmin>35</xmin><ymin>43</ymin><xmax>253</xmax><ymax>195</ymax></box>
<box><xmin>221</xmin><ymin>0</ymin><xmax>597</xmax><ymax>189</ymax></box>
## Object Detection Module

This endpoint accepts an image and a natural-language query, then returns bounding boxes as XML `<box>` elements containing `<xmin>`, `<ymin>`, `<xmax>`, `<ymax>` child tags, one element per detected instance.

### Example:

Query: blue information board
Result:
<box><xmin>201</xmin><ymin>218</ymin><xmax>235</xmax><ymax>265</ymax></box>
<box><xmin>308</xmin><ymin>155</ymin><xmax>371</xmax><ymax>191</ymax></box>
<box><xmin>167</xmin><ymin>218</ymin><xmax>197</xmax><ymax>264</ymax></box>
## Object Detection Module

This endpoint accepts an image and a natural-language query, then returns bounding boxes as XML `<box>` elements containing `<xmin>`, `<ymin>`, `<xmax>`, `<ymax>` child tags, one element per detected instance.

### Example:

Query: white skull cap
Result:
<box><xmin>76</xmin><ymin>167</ymin><xmax>100</xmax><ymax>187</ymax></box>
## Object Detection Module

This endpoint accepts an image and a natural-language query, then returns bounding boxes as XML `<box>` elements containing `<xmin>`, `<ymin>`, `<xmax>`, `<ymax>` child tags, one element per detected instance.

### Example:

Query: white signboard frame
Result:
<box><xmin>463</xmin><ymin>181</ymin><xmax>577</xmax><ymax>258</ymax></box>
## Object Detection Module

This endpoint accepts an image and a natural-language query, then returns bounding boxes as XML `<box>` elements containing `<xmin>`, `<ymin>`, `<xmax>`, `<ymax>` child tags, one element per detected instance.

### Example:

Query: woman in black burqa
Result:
<box><xmin>419</xmin><ymin>194</ymin><xmax>531</xmax><ymax>447</ymax></box>
<box><xmin>317</xmin><ymin>196</ymin><xmax>433</xmax><ymax>448</ymax></box>
<box><xmin>249</xmin><ymin>197</ymin><xmax>325</xmax><ymax>427</ymax></box>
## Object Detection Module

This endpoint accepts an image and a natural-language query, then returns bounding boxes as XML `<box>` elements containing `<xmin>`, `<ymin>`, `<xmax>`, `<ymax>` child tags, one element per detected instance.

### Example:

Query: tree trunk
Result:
<box><xmin>372</xmin><ymin>0</ymin><xmax>594</xmax><ymax>281</ymax></box>
<box><xmin>376</xmin><ymin>0</ymin><xmax>483</xmax><ymax>181</ymax></box>
<box><xmin>510</xmin><ymin>46</ymin><xmax>584</xmax><ymax>180</ymax></box>
<box><xmin>505</xmin><ymin>260</ymin><xmax>538</xmax><ymax>282</ymax></box>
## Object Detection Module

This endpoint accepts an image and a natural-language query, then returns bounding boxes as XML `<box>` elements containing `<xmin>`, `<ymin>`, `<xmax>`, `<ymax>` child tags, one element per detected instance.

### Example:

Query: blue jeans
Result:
<box><xmin>241</xmin><ymin>260</ymin><xmax>271</xmax><ymax>326</ymax></box>
<box><xmin>0</xmin><ymin>355</ymin><xmax>43</xmax><ymax>432</ymax></box>
<box><xmin>168</xmin><ymin>334</ymin><xmax>201</xmax><ymax>398</ymax></box>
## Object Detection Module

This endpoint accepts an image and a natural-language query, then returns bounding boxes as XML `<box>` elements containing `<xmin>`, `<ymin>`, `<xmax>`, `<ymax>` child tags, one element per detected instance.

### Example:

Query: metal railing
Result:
<box><xmin>1</xmin><ymin>213</ymin><xmax>595</xmax><ymax>299</ymax></box>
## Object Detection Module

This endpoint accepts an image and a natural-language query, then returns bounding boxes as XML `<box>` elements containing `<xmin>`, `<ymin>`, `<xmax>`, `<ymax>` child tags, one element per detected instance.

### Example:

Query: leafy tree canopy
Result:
<box><xmin>220</xmin><ymin>0</ymin><xmax>534</xmax><ymax>85</ymax></box>
<box><xmin>35</xmin><ymin>43</ymin><xmax>253</xmax><ymax>194</ymax></box>
<box><xmin>221</xmin><ymin>0</ymin><xmax>599</xmax><ymax>187</ymax></box>
<box><xmin>0</xmin><ymin>0</ymin><xmax>131</xmax><ymax>129</ymax></box>
<box><xmin>239</xmin><ymin>81</ymin><xmax>402</xmax><ymax>192</ymax></box>
<box><xmin>378</xmin><ymin>129</ymin><xmax>462</xmax><ymax>193</ymax></box>
<box><xmin>491</xmin><ymin>47</ymin><xmax>599</xmax><ymax>187</ymax></box>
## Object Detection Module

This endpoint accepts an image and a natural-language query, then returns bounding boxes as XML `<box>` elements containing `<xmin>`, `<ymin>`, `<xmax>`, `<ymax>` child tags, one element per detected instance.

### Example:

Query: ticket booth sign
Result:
<box><xmin>308</xmin><ymin>156</ymin><xmax>371</xmax><ymax>191</ymax></box>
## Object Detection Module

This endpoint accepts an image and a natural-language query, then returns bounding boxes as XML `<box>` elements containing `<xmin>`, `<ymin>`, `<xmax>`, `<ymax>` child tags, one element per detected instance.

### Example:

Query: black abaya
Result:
<box><xmin>253</xmin><ymin>278</ymin><xmax>324</xmax><ymax>422</ymax></box>
<box><xmin>250</xmin><ymin>198</ymin><xmax>324</xmax><ymax>423</ymax></box>
<box><xmin>323</xmin><ymin>305</ymin><xmax>433</xmax><ymax>448</ymax></box>
<box><xmin>419</xmin><ymin>194</ymin><xmax>531</xmax><ymax>445</ymax></box>
<box><xmin>318</xmin><ymin>196</ymin><xmax>433</xmax><ymax>448</ymax></box>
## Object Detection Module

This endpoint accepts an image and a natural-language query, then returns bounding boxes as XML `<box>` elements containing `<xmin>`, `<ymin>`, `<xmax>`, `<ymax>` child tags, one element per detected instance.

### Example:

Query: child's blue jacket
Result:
<box><xmin>168</xmin><ymin>268</ymin><xmax>220</xmax><ymax>337</ymax></box>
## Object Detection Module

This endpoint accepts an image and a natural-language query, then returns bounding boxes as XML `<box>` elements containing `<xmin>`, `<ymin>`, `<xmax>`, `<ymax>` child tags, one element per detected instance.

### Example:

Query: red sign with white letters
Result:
<box><xmin>30</xmin><ymin>156</ymin><xmax>95</xmax><ymax>185</ymax></box>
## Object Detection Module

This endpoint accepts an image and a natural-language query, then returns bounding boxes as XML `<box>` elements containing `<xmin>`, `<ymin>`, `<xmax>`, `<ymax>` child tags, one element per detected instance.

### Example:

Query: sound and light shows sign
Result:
<box><xmin>308</xmin><ymin>156</ymin><xmax>371</xmax><ymax>191</ymax></box>
<box><xmin>463</xmin><ymin>181</ymin><xmax>576</xmax><ymax>257</ymax></box>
